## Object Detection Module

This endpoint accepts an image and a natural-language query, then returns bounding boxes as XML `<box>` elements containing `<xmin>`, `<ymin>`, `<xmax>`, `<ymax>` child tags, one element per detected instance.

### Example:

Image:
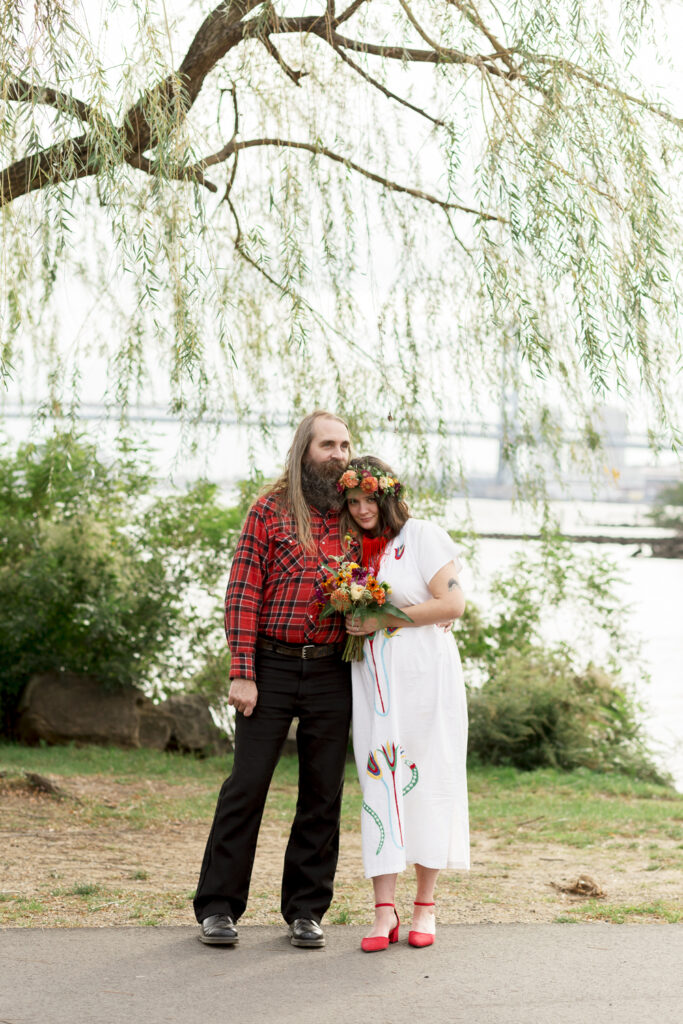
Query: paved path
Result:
<box><xmin>1</xmin><ymin>924</ymin><xmax>681</xmax><ymax>1024</ymax></box>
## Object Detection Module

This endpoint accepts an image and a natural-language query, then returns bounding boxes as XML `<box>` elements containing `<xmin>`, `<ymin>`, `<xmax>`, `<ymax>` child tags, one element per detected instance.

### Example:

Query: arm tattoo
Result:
<box><xmin>448</xmin><ymin>578</ymin><xmax>461</xmax><ymax>591</ymax></box>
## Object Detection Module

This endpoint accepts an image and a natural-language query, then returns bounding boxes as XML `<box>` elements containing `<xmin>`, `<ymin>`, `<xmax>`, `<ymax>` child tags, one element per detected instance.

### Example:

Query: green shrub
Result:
<box><xmin>467</xmin><ymin>649</ymin><xmax>664</xmax><ymax>781</ymax></box>
<box><xmin>454</xmin><ymin>532</ymin><xmax>663</xmax><ymax>782</ymax></box>
<box><xmin>648</xmin><ymin>481</ymin><xmax>683</xmax><ymax>532</ymax></box>
<box><xmin>0</xmin><ymin>432</ymin><xmax>241</xmax><ymax>734</ymax></box>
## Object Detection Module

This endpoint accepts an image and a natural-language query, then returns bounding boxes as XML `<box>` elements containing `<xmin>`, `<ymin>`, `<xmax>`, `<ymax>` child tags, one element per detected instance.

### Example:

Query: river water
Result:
<box><xmin>448</xmin><ymin>499</ymin><xmax>683</xmax><ymax>790</ymax></box>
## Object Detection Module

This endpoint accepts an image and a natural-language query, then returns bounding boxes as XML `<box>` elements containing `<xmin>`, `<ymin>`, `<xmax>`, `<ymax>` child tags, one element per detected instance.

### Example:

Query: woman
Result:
<box><xmin>338</xmin><ymin>456</ymin><xmax>469</xmax><ymax>952</ymax></box>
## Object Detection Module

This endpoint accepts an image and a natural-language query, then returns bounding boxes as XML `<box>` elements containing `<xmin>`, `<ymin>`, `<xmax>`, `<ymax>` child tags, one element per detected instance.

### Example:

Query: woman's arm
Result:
<box><xmin>346</xmin><ymin>560</ymin><xmax>464</xmax><ymax>635</ymax></box>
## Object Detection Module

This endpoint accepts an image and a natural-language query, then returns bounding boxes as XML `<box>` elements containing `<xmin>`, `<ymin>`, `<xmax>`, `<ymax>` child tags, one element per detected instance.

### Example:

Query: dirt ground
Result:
<box><xmin>1</xmin><ymin>774</ymin><xmax>681</xmax><ymax>928</ymax></box>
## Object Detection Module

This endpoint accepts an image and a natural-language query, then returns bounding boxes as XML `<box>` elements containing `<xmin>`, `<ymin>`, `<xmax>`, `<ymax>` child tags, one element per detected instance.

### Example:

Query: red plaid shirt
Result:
<box><xmin>225</xmin><ymin>492</ymin><xmax>346</xmax><ymax>680</ymax></box>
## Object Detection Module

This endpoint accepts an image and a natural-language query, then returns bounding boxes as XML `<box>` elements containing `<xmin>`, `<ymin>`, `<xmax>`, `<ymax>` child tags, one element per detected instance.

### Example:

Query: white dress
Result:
<box><xmin>352</xmin><ymin>518</ymin><xmax>470</xmax><ymax>878</ymax></box>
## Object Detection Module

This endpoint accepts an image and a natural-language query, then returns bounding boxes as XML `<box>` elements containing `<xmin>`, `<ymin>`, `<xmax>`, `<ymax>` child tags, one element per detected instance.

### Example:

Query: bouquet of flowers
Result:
<box><xmin>318</xmin><ymin>557</ymin><xmax>411</xmax><ymax>661</ymax></box>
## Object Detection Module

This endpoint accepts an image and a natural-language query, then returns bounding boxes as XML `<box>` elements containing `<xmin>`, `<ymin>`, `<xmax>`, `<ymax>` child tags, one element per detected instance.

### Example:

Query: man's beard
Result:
<box><xmin>301</xmin><ymin>457</ymin><xmax>346</xmax><ymax>512</ymax></box>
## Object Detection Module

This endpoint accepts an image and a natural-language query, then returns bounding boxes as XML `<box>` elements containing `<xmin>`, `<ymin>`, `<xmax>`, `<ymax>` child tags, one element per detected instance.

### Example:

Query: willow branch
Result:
<box><xmin>228</xmin><ymin>194</ymin><xmax>376</xmax><ymax>364</ymax></box>
<box><xmin>331</xmin><ymin>43</ymin><xmax>448</xmax><ymax>129</ymax></box>
<box><xmin>320</xmin><ymin>27</ymin><xmax>512</xmax><ymax>79</ymax></box>
<box><xmin>405</xmin><ymin>0</ymin><xmax>515</xmax><ymax>81</ymax></box>
<box><xmin>3</xmin><ymin>0</ymin><xmax>676</xmax><ymax>209</ymax></box>
<box><xmin>335</xmin><ymin>0</ymin><xmax>370</xmax><ymax>26</ymax></box>
<box><xmin>222</xmin><ymin>149</ymin><xmax>239</xmax><ymax>202</ymax></box>
<box><xmin>397</xmin><ymin>0</ymin><xmax>452</xmax><ymax>55</ymax></box>
<box><xmin>481</xmin><ymin>67</ymin><xmax>621</xmax><ymax>208</ymax></box>
<box><xmin>520</xmin><ymin>52</ymin><xmax>683</xmax><ymax>129</ymax></box>
<box><xmin>0</xmin><ymin>0</ymin><xmax>262</xmax><ymax>204</ymax></box>
<box><xmin>447</xmin><ymin>0</ymin><xmax>518</xmax><ymax>75</ymax></box>
<box><xmin>193</xmin><ymin>136</ymin><xmax>505</xmax><ymax>221</ymax></box>
<box><xmin>260</xmin><ymin>35</ymin><xmax>307</xmax><ymax>84</ymax></box>
<box><xmin>0</xmin><ymin>134</ymin><xmax>96</xmax><ymax>204</ymax></box>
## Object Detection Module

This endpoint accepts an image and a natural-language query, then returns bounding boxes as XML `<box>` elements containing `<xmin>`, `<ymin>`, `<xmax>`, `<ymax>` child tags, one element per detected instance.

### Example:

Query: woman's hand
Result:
<box><xmin>345</xmin><ymin>613</ymin><xmax>383</xmax><ymax>636</ymax></box>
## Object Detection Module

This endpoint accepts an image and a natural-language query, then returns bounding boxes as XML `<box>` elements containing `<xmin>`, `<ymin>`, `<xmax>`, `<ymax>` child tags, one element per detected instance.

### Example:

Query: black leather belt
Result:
<box><xmin>256</xmin><ymin>637</ymin><xmax>342</xmax><ymax>660</ymax></box>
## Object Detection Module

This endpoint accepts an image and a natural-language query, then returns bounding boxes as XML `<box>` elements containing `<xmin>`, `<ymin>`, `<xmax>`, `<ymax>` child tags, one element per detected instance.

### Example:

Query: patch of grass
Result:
<box><xmin>0</xmin><ymin>896</ymin><xmax>46</xmax><ymax>922</ymax></box>
<box><xmin>70</xmin><ymin>882</ymin><xmax>101</xmax><ymax>897</ymax></box>
<box><xmin>3</xmin><ymin>743</ymin><xmax>683</xmax><ymax>904</ymax></box>
<box><xmin>562</xmin><ymin>899</ymin><xmax>683</xmax><ymax>924</ymax></box>
<box><xmin>0</xmin><ymin>741</ymin><xmax>233</xmax><ymax>783</ymax></box>
<box><xmin>462</xmin><ymin>765</ymin><xmax>683</xmax><ymax>848</ymax></box>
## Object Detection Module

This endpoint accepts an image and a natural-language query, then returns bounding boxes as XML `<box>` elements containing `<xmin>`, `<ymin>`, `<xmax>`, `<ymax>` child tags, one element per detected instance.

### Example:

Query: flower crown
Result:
<box><xmin>336</xmin><ymin>465</ymin><xmax>404</xmax><ymax>499</ymax></box>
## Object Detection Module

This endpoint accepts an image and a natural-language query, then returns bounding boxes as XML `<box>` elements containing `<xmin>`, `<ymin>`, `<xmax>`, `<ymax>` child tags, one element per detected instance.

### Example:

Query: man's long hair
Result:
<box><xmin>265</xmin><ymin>410</ymin><xmax>350</xmax><ymax>551</ymax></box>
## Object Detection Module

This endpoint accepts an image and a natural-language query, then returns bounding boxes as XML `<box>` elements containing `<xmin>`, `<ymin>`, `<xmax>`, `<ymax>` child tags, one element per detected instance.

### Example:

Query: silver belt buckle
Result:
<box><xmin>301</xmin><ymin>644</ymin><xmax>315</xmax><ymax>659</ymax></box>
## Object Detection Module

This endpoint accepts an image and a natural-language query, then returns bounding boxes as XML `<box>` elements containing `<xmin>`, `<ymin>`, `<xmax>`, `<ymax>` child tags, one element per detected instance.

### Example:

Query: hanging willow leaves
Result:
<box><xmin>0</xmin><ymin>0</ymin><xmax>681</xmax><ymax>479</ymax></box>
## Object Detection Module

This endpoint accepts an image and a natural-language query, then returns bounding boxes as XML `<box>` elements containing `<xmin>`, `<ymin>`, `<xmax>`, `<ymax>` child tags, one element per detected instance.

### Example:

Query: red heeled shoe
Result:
<box><xmin>360</xmin><ymin>902</ymin><xmax>400</xmax><ymax>953</ymax></box>
<box><xmin>408</xmin><ymin>901</ymin><xmax>435</xmax><ymax>947</ymax></box>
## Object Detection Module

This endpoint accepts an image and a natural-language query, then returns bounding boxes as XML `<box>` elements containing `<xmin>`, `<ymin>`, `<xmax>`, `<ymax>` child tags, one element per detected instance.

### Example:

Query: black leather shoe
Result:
<box><xmin>198</xmin><ymin>913</ymin><xmax>238</xmax><ymax>945</ymax></box>
<box><xmin>288</xmin><ymin>918</ymin><xmax>325</xmax><ymax>948</ymax></box>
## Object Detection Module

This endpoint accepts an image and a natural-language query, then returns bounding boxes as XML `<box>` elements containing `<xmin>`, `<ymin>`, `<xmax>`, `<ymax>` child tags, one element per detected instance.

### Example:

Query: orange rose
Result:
<box><xmin>361</xmin><ymin>475</ymin><xmax>379</xmax><ymax>493</ymax></box>
<box><xmin>340</xmin><ymin>470</ymin><xmax>360</xmax><ymax>489</ymax></box>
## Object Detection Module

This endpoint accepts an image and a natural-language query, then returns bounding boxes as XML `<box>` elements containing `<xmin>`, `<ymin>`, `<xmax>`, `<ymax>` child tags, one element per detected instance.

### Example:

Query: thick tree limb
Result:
<box><xmin>0</xmin><ymin>134</ymin><xmax>98</xmax><ymax>203</ymax></box>
<box><xmin>4</xmin><ymin>76</ymin><xmax>97</xmax><ymax>123</ymax></box>
<box><xmin>0</xmin><ymin>0</ymin><xmax>261</xmax><ymax>204</ymax></box>
<box><xmin>126</xmin><ymin>151</ymin><xmax>218</xmax><ymax>192</ymax></box>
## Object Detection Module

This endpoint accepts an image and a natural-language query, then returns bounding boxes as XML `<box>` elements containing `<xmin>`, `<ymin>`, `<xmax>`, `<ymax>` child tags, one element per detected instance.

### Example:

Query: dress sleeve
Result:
<box><xmin>224</xmin><ymin>503</ymin><xmax>268</xmax><ymax>681</ymax></box>
<box><xmin>411</xmin><ymin>519</ymin><xmax>463</xmax><ymax>585</ymax></box>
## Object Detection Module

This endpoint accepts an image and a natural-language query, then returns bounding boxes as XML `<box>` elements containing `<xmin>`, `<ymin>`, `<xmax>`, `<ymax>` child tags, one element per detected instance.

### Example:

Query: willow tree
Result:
<box><xmin>1</xmin><ymin>0</ymin><xmax>681</xmax><ymax>480</ymax></box>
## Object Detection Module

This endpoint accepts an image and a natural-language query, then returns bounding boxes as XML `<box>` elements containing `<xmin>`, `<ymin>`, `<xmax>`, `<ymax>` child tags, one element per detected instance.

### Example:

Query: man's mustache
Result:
<box><xmin>309</xmin><ymin>457</ymin><xmax>347</xmax><ymax>479</ymax></box>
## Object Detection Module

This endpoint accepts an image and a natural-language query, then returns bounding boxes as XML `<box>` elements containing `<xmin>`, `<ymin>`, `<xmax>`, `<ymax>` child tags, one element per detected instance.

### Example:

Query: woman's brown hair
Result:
<box><xmin>339</xmin><ymin>455</ymin><xmax>410</xmax><ymax>550</ymax></box>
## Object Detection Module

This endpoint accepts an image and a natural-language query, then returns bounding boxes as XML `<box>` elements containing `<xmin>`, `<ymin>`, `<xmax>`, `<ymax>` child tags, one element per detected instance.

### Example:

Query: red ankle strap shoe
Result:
<box><xmin>409</xmin><ymin>901</ymin><xmax>435</xmax><ymax>948</ymax></box>
<box><xmin>360</xmin><ymin>903</ymin><xmax>400</xmax><ymax>953</ymax></box>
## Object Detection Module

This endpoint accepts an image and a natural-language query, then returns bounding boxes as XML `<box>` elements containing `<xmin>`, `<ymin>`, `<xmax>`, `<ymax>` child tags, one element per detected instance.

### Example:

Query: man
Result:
<box><xmin>194</xmin><ymin>410</ymin><xmax>352</xmax><ymax>949</ymax></box>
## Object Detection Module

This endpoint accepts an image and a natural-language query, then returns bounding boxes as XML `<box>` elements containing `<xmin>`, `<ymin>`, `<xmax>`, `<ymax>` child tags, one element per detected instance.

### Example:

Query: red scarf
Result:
<box><xmin>361</xmin><ymin>533</ymin><xmax>388</xmax><ymax>573</ymax></box>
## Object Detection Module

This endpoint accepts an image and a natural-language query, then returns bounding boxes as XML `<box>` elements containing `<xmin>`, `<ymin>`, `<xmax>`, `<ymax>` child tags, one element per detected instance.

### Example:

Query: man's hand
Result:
<box><xmin>228</xmin><ymin>678</ymin><xmax>258</xmax><ymax>717</ymax></box>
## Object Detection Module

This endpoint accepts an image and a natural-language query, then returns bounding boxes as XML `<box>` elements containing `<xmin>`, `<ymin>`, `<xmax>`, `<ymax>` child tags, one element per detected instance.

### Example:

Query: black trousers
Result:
<box><xmin>193</xmin><ymin>649</ymin><xmax>352</xmax><ymax>925</ymax></box>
